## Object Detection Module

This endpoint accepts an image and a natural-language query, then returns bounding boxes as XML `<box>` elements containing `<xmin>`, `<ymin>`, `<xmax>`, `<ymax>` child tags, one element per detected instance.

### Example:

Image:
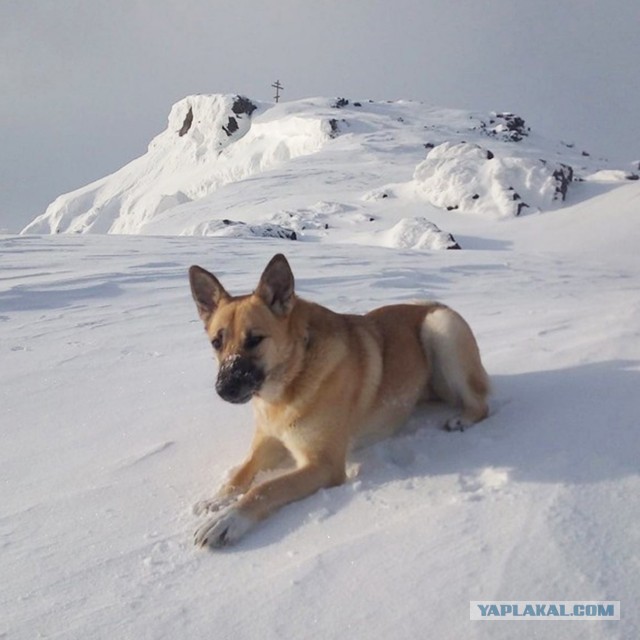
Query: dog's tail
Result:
<box><xmin>420</xmin><ymin>306</ymin><xmax>490</xmax><ymax>428</ymax></box>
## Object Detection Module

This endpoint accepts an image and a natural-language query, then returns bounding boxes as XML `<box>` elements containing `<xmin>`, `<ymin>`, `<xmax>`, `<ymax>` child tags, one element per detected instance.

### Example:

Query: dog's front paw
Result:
<box><xmin>194</xmin><ymin>507</ymin><xmax>254</xmax><ymax>549</ymax></box>
<box><xmin>192</xmin><ymin>494</ymin><xmax>238</xmax><ymax>516</ymax></box>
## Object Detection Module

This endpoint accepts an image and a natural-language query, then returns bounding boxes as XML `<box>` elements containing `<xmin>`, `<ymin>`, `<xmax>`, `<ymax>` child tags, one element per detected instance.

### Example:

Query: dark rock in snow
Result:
<box><xmin>179</xmin><ymin>107</ymin><xmax>193</xmax><ymax>137</ymax></box>
<box><xmin>221</xmin><ymin>97</ymin><xmax>257</xmax><ymax>137</ymax></box>
<box><xmin>222</xmin><ymin>117</ymin><xmax>239</xmax><ymax>136</ymax></box>
<box><xmin>552</xmin><ymin>163</ymin><xmax>574</xmax><ymax>200</ymax></box>
<box><xmin>332</xmin><ymin>98</ymin><xmax>350</xmax><ymax>109</ymax></box>
<box><xmin>481</xmin><ymin>112</ymin><xmax>530</xmax><ymax>142</ymax></box>
<box><xmin>232</xmin><ymin>96</ymin><xmax>258</xmax><ymax>116</ymax></box>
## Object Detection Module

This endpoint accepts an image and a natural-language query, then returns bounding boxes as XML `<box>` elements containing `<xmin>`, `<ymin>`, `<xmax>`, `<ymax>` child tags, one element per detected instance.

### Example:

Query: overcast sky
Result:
<box><xmin>2</xmin><ymin>0</ymin><xmax>639</xmax><ymax>231</ymax></box>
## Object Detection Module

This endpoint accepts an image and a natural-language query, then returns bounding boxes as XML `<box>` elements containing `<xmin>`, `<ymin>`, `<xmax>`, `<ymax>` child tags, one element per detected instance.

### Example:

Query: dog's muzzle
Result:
<box><xmin>216</xmin><ymin>355</ymin><xmax>265</xmax><ymax>404</ymax></box>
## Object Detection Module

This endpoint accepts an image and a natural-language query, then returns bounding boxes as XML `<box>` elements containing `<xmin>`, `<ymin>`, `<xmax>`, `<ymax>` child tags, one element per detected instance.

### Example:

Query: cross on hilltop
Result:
<box><xmin>271</xmin><ymin>80</ymin><xmax>283</xmax><ymax>103</ymax></box>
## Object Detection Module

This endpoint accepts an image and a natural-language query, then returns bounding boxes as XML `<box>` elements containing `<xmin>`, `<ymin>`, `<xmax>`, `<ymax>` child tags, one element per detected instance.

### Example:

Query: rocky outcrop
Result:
<box><xmin>480</xmin><ymin>112</ymin><xmax>530</xmax><ymax>142</ymax></box>
<box><xmin>412</xmin><ymin>141</ymin><xmax>573</xmax><ymax>217</ymax></box>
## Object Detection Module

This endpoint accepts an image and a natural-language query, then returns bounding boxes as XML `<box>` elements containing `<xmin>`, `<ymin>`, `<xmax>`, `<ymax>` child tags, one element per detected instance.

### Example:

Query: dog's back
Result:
<box><xmin>356</xmin><ymin>302</ymin><xmax>489</xmax><ymax>437</ymax></box>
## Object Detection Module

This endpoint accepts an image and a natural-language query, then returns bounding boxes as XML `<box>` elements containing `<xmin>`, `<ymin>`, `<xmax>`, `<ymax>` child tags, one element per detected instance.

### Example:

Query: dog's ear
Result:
<box><xmin>189</xmin><ymin>265</ymin><xmax>229</xmax><ymax>323</ymax></box>
<box><xmin>255</xmin><ymin>254</ymin><xmax>295</xmax><ymax>316</ymax></box>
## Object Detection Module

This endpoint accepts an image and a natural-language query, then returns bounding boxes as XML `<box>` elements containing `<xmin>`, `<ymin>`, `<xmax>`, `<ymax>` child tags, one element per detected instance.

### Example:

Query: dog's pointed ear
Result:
<box><xmin>189</xmin><ymin>265</ymin><xmax>229</xmax><ymax>323</ymax></box>
<box><xmin>255</xmin><ymin>254</ymin><xmax>295</xmax><ymax>316</ymax></box>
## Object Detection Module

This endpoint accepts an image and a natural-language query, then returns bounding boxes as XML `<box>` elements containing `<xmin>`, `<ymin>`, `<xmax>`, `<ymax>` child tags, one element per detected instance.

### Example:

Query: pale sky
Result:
<box><xmin>2</xmin><ymin>0</ymin><xmax>639</xmax><ymax>231</ymax></box>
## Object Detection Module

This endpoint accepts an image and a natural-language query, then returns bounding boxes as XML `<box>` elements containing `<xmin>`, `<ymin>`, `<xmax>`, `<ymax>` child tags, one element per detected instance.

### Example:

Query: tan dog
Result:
<box><xmin>189</xmin><ymin>254</ymin><xmax>489</xmax><ymax>547</ymax></box>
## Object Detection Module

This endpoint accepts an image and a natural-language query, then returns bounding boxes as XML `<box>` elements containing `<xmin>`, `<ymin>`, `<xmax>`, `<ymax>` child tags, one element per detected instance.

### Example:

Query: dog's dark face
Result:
<box><xmin>189</xmin><ymin>254</ymin><xmax>299</xmax><ymax>404</ymax></box>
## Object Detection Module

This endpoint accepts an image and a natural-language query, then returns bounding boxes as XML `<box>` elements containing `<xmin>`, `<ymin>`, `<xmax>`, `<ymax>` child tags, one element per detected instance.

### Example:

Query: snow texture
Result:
<box><xmin>3</xmin><ymin>95</ymin><xmax>640</xmax><ymax>640</ymax></box>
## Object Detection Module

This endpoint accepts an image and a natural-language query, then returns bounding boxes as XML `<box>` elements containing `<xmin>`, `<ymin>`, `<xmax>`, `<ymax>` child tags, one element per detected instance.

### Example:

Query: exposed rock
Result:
<box><xmin>222</xmin><ymin>117</ymin><xmax>239</xmax><ymax>136</ymax></box>
<box><xmin>412</xmin><ymin>141</ymin><xmax>572</xmax><ymax>217</ymax></box>
<box><xmin>332</xmin><ymin>97</ymin><xmax>350</xmax><ymax>109</ymax></box>
<box><xmin>480</xmin><ymin>112</ymin><xmax>530</xmax><ymax>142</ymax></box>
<box><xmin>232</xmin><ymin>96</ymin><xmax>257</xmax><ymax>116</ymax></box>
<box><xmin>549</xmin><ymin>162</ymin><xmax>574</xmax><ymax>200</ymax></box>
<box><xmin>178</xmin><ymin>107</ymin><xmax>193</xmax><ymax>137</ymax></box>
<box><xmin>222</xmin><ymin>96</ymin><xmax>257</xmax><ymax>136</ymax></box>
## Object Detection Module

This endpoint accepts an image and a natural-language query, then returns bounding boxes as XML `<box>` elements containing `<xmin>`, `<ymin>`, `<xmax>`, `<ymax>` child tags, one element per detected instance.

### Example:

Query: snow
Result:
<box><xmin>21</xmin><ymin>95</ymin><xmax>332</xmax><ymax>236</ymax></box>
<box><xmin>409</xmin><ymin>141</ymin><xmax>573</xmax><ymax>218</ymax></box>
<box><xmin>381</xmin><ymin>217</ymin><xmax>460</xmax><ymax>250</ymax></box>
<box><xmin>3</xmin><ymin>95</ymin><xmax>640</xmax><ymax>639</ymax></box>
<box><xmin>21</xmin><ymin>95</ymin><xmax>626</xmax><ymax>244</ymax></box>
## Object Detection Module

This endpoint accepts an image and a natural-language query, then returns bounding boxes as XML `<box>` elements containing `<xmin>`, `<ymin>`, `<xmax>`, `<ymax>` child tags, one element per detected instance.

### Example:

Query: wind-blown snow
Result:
<box><xmin>3</xmin><ymin>95</ymin><xmax>640</xmax><ymax>639</ymax></box>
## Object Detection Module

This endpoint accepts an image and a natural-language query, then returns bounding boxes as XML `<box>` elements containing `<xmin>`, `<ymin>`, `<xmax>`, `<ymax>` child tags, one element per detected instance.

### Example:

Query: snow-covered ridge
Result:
<box><xmin>22</xmin><ymin>94</ymin><xmax>334</xmax><ymax>235</ymax></box>
<box><xmin>22</xmin><ymin>94</ymin><xmax>635</xmax><ymax>247</ymax></box>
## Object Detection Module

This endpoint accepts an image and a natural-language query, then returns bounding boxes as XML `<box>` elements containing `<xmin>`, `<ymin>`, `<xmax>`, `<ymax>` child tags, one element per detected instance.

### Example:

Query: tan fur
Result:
<box><xmin>189</xmin><ymin>254</ymin><xmax>489</xmax><ymax>547</ymax></box>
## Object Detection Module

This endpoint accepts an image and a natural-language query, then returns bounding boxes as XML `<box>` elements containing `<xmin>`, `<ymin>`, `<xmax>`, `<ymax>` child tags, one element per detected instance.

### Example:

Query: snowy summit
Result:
<box><xmin>21</xmin><ymin>94</ymin><xmax>636</xmax><ymax>250</ymax></box>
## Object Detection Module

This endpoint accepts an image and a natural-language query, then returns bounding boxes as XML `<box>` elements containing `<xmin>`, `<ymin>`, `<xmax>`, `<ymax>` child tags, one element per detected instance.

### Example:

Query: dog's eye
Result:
<box><xmin>244</xmin><ymin>334</ymin><xmax>264</xmax><ymax>350</ymax></box>
<box><xmin>211</xmin><ymin>333</ymin><xmax>223</xmax><ymax>350</ymax></box>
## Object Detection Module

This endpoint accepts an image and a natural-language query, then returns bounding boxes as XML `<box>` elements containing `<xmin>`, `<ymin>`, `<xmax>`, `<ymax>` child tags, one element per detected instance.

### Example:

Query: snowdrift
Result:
<box><xmin>410</xmin><ymin>141</ymin><xmax>573</xmax><ymax>218</ymax></box>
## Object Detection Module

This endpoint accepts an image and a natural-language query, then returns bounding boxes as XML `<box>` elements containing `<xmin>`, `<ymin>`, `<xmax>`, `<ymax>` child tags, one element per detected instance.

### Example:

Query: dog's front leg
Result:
<box><xmin>193</xmin><ymin>433</ymin><xmax>288</xmax><ymax>515</ymax></box>
<box><xmin>194</xmin><ymin>459</ymin><xmax>345</xmax><ymax>548</ymax></box>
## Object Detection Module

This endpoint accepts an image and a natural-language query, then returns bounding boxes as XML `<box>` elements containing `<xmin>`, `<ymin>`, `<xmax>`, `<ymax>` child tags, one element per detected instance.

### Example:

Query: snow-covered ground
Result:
<box><xmin>3</xmin><ymin>95</ymin><xmax>640</xmax><ymax>638</ymax></box>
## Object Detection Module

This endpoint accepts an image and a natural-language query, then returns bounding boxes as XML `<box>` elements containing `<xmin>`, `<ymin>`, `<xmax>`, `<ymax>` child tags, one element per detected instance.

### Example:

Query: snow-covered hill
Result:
<box><xmin>21</xmin><ymin>95</ymin><xmax>637</xmax><ymax>250</ymax></box>
<box><xmin>4</xmin><ymin>93</ymin><xmax>640</xmax><ymax>639</ymax></box>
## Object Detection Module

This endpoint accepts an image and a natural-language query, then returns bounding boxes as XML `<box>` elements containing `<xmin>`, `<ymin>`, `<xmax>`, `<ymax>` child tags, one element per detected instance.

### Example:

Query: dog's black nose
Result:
<box><xmin>216</xmin><ymin>356</ymin><xmax>265</xmax><ymax>404</ymax></box>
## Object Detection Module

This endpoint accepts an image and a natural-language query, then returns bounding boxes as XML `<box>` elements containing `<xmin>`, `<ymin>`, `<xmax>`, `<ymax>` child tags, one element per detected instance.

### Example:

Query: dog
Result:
<box><xmin>189</xmin><ymin>253</ymin><xmax>489</xmax><ymax>548</ymax></box>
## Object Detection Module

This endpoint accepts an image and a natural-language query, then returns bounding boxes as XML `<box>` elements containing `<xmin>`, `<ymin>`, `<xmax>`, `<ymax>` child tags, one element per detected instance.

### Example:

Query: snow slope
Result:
<box><xmin>2</xmin><ymin>179</ymin><xmax>640</xmax><ymax>638</ymax></box>
<box><xmin>21</xmin><ymin>95</ymin><xmax>636</xmax><ymax>249</ymax></box>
